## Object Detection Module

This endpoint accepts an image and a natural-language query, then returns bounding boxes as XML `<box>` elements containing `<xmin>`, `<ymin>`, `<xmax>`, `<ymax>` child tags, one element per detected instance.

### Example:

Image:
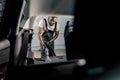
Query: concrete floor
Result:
<box><xmin>33</xmin><ymin>49</ymin><xmax>66</xmax><ymax>58</ymax></box>
<box><xmin>32</xmin><ymin>49</ymin><xmax>67</xmax><ymax>64</ymax></box>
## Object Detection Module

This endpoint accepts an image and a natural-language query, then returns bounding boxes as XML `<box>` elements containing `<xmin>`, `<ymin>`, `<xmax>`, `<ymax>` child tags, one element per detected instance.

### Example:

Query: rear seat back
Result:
<box><xmin>14</xmin><ymin>29</ymin><xmax>25</xmax><ymax>64</ymax></box>
<box><xmin>14</xmin><ymin>28</ymin><xmax>34</xmax><ymax>65</ymax></box>
<box><xmin>0</xmin><ymin>39</ymin><xmax>10</xmax><ymax>73</ymax></box>
<box><xmin>14</xmin><ymin>17</ymin><xmax>36</xmax><ymax>65</ymax></box>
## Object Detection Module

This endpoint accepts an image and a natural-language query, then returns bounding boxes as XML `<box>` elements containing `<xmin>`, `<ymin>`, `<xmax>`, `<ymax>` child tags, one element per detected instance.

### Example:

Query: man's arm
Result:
<box><xmin>38</xmin><ymin>27</ymin><xmax>44</xmax><ymax>45</ymax></box>
<box><xmin>50</xmin><ymin>31</ymin><xmax>59</xmax><ymax>42</ymax></box>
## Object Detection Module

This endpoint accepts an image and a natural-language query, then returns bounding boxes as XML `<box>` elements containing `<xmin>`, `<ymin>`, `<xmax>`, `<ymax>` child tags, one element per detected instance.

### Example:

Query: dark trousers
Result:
<box><xmin>40</xmin><ymin>41</ymin><xmax>56</xmax><ymax>58</ymax></box>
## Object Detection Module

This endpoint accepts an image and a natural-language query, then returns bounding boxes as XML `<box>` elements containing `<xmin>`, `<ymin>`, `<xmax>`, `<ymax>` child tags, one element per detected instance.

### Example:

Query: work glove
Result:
<box><xmin>45</xmin><ymin>41</ymin><xmax>52</xmax><ymax>45</ymax></box>
<box><xmin>42</xmin><ymin>44</ymin><xmax>46</xmax><ymax>50</ymax></box>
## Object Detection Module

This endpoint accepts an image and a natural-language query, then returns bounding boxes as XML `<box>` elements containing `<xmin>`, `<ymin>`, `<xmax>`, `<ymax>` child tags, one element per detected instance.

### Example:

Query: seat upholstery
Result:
<box><xmin>0</xmin><ymin>39</ymin><xmax>10</xmax><ymax>65</ymax></box>
<box><xmin>0</xmin><ymin>39</ymin><xmax>10</xmax><ymax>73</ymax></box>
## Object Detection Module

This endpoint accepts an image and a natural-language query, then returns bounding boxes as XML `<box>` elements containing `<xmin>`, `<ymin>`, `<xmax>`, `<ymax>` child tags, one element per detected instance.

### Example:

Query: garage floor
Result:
<box><xmin>32</xmin><ymin>49</ymin><xmax>67</xmax><ymax>64</ymax></box>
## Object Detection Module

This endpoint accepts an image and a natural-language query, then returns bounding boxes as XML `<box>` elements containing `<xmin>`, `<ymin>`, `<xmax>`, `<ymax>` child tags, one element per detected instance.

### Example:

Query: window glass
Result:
<box><xmin>0</xmin><ymin>0</ymin><xmax>6</xmax><ymax>22</ymax></box>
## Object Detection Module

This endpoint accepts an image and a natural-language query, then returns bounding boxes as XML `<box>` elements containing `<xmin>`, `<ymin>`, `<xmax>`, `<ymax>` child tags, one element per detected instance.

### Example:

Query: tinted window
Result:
<box><xmin>0</xmin><ymin>0</ymin><xmax>6</xmax><ymax>22</ymax></box>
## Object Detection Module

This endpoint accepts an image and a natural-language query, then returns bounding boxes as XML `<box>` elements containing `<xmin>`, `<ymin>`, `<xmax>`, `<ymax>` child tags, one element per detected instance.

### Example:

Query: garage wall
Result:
<box><xmin>29</xmin><ymin>0</ymin><xmax>75</xmax><ymax>16</ymax></box>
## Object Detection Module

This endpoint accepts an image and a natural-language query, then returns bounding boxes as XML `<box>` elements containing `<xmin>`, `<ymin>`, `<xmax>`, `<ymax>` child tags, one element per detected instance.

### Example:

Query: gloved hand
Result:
<box><xmin>42</xmin><ymin>44</ymin><xmax>46</xmax><ymax>50</ymax></box>
<box><xmin>46</xmin><ymin>41</ymin><xmax>51</xmax><ymax>45</ymax></box>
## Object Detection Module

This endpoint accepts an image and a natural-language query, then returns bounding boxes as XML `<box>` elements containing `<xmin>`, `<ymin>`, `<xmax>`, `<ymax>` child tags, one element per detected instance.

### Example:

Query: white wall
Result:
<box><xmin>31</xmin><ymin>15</ymin><xmax>74</xmax><ymax>50</ymax></box>
<box><xmin>29</xmin><ymin>0</ymin><xmax>75</xmax><ymax>17</ymax></box>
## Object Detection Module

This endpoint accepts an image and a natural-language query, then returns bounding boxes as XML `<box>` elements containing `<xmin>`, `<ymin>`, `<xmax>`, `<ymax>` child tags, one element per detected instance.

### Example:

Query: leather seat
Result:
<box><xmin>0</xmin><ymin>39</ymin><xmax>10</xmax><ymax>78</ymax></box>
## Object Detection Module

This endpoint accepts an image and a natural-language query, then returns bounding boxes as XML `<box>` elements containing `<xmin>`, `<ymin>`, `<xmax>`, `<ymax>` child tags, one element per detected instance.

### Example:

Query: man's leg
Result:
<box><xmin>46</xmin><ymin>42</ymin><xmax>56</xmax><ymax>57</ymax></box>
<box><xmin>51</xmin><ymin>41</ymin><xmax>54</xmax><ymax>50</ymax></box>
<box><xmin>40</xmin><ymin>43</ymin><xmax>47</xmax><ymax>58</ymax></box>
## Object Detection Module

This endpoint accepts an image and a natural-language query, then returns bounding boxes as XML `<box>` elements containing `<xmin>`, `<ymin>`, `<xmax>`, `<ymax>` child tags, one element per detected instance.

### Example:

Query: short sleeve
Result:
<box><xmin>33</xmin><ymin>17</ymin><xmax>44</xmax><ymax>28</ymax></box>
<box><xmin>56</xmin><ymin>23</ymin><xmax>60</xmax><ymax>31</ymax></box>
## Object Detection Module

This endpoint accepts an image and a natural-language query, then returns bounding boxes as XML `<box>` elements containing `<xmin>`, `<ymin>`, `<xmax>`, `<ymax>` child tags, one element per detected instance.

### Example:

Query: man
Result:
<box><xmin>38</xmin><ymin>16</ymin><xmax>60</xmax><ymax>60</ymax></box>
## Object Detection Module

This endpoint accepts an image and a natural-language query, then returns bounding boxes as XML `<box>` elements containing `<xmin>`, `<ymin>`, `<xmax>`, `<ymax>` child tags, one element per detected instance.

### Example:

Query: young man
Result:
<box><xmin>38</xmin><ymin>16</ymin><xmax>60</xmax><ymax>60</ymax></box>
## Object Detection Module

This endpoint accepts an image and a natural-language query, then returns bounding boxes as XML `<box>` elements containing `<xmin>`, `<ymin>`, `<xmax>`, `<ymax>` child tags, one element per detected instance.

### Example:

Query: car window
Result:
<box><xmin>0</xmin><ymin>0</ymin><xmax>6</xmax><ymax>22</ymax></box>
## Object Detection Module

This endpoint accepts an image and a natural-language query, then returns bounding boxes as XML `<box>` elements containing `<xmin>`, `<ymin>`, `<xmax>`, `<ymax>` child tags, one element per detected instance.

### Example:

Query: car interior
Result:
<box><xmin>0</xmin><ymin>0</ymin><xmax>120</xmax><ymax>80</ymax></box>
